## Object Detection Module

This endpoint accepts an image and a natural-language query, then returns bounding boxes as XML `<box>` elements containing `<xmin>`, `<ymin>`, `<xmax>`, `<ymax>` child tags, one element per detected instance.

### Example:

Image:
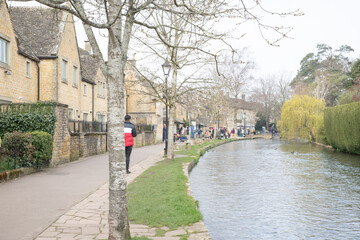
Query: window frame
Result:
<box><xmin>62</xmin><ymin>59</ymin><xmax>68</xmax><ymax>82</ymax></box>
<box><xmin>97</xmin><ymin>81</ymin><xmax>106</xmax><ymax>98</ymax></box>
<box><xmin>0</xmin><ymin>37</ymin><xmax>9</xmax><ymax>65</ymax></box>
<box><xmin>25</xmin><ymin>59</ymin><xmax>31</xmax><ymax>77</ymax></box>
<box><xmin>83</xmin><ymin>112</ymin><xmax>88</xmax><ymax>122</ymax></box>
<box><xmin>72</xmin><ymin>65</ymin><xmax>78</xmax><ymax>87</ymax></box>
<box><xmin>68</xmin><ymin>108</ymin><xmax>73</xmax><ymax>120</ymax></box>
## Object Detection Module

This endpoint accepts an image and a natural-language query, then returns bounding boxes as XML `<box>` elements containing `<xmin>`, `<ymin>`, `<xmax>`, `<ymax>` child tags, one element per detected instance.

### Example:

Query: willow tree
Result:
<box><xmin>279</xmin><ymin>95</ymin><xmax>325</xmax><ymax>142</ymax></box>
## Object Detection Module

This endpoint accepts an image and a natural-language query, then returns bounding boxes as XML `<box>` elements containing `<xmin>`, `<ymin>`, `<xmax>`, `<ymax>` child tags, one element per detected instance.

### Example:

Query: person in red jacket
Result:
<box><xmin>124</xmin><ymin>115</ymin><xmax>137</xmax><ymax>174</ymax></box>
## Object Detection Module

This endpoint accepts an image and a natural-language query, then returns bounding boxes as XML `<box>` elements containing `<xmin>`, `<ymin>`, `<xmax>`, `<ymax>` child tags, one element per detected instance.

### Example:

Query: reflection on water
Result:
<box><xmin>189</xmin><ymin>139</ymin><xmax>360</xmax><ymax>240</ymax></box>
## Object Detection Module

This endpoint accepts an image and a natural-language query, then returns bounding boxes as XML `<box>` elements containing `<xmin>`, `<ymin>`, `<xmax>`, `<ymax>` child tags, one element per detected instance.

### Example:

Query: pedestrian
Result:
<box><xmin>199</xmin><ymin>128</ymin><xmax>203</xmax><ymax>139</ymax></box>
<box><xmin>124</xmin><ymin>114</ymin><xmax>137</xmax><ymax>174</ymax></box>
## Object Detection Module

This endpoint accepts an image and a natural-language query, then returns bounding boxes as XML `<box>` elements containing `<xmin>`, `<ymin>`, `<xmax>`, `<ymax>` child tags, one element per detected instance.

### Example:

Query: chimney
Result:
<box><xmin>85</xmin><ymin>40</ymin><xmax>91</xmax><ymax>53</ymax></box>
<box><xmin>241</xmin><ymin>94</ymin><xmax>245</xmax><ymax>100</ymax></box>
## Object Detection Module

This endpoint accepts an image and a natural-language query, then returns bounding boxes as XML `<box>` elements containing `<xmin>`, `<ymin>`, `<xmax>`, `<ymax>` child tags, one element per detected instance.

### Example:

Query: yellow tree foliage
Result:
<box><xmin>279</xmin><ymin>95</ymin><xmax>326</xmax><ymax>142</ymax></box>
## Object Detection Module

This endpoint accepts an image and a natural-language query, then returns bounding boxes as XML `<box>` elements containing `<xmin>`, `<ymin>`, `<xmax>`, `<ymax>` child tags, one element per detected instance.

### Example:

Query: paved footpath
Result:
<box><xmin>34</xmin><ymin>151</ymin><xmax>210</xmax><ymax>240</ymax></box>
<box><xmin>0</xmin><ymin>144</ymin><xmax>164</xmax><ymax>240</ymax></box>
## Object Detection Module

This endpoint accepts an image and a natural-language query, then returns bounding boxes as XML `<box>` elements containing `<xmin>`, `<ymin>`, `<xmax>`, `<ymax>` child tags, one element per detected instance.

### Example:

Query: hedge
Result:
<box><xmin>30</xmin><ymin>131</ymin><xmax>53</xmax><ymax>166</ymax></box>
<box><xmin>324</xmin><ymin>101</ymin><xmax>360</xmax><ymax>154</ymax></box>
<box><xmin>0</xmin><ymin>102</ymin><xmax>57</xmax><ymax>138</ymax></box>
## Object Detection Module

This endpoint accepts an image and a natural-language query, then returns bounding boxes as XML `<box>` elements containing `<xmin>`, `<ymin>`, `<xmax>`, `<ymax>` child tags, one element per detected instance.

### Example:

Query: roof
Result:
<box><xmin>9</xmin><ymin>6</ymin><xmax>66</xmax><ymax>57</ymax></box>
<box><xmin>14</xmin><ymin>30</ymin><xmax>39</xmax><ymax>62</ymax></box>
<box><xmin>78</xmin><ymin>48</ymin><xmax>99</xmax><ymax>84</ymax></box>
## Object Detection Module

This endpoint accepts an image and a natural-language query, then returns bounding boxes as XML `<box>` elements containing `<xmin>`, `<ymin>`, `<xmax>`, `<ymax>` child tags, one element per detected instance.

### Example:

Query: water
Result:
<box><xmin>189</xmin><ymin>139</ymin><xmax>360</xmax><ymax>240</ymax></box>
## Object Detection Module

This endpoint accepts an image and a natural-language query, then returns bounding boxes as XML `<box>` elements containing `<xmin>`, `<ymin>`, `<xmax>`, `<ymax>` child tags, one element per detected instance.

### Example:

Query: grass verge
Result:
<box><xmin>128</xmin><ymin>139</ymin><xmax>226</xmax><ymax>230</ymax></box>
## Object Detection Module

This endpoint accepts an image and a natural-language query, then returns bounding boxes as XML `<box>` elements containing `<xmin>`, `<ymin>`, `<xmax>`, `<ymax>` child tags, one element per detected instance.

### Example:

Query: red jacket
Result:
<box><xmin>124</xmin><ymin>121</ymin><xmax>137</xmax><ymax>147</ymax></box>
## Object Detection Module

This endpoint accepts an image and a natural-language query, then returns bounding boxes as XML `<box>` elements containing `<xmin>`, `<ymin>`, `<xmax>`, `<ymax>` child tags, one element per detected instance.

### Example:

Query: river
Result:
<box><xmin>189</xmin><ymin>139</ymin><xmax>360</xmax><ymax>240</ymax></box>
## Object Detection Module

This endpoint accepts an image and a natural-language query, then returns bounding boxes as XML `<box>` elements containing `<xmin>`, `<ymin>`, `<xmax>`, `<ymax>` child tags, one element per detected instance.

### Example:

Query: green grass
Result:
<box><xmin>128</xmin><ymin>155</ymin><xmax>202</xmax><ymax>229</ymax></box>
<box><xmin>155</xmin><ymin>228</ymin><xmax>166</xmax><ymax>236</ymax></box>
<box><xmin>131</xmin><ymin>237</ymin><xmax>151</xmax><ymax>240</ymax></box>
<box><xmin>175</xmin><ymin>139</ymin><xmax>222</xmax><ymax>156</ymax></box>
<box><xmin>128</xmin><ymin>139</ymin><xmax>231</xmax><ymax>230</ymax></box>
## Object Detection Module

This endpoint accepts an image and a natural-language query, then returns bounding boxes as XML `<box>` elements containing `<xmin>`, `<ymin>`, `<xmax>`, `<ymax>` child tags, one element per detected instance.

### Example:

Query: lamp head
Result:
<box><xmin>161</xmin><ymin>60</ymin><xmax>171</xmax><ymax>77</ymax></box>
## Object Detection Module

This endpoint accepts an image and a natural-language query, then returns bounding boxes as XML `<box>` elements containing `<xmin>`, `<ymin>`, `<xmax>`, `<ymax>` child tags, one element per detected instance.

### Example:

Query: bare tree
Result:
<box><xmin>251</xmin><ymin>76</ymin><xmax>276</xmax><ymax>130</ymax></box>
<box><xmin>221</xmin><ymin>49</ymin><xmax>255</xmax><ymax>99</ymax></box>
<box><xmin>9</xmin><ymin>0</ymin><xmax>302</xmax><ymax>238</ymax></box>
<box><xmin>273</xmin><ymin>73</ymin><xmax>292</xmax><ymax>121</ymax></box>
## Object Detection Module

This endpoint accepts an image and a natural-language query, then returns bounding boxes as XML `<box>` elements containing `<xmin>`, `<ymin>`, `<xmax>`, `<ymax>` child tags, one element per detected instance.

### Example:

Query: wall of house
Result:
<box><xmin>0</xmin><ymin>1</ymin><xmax>38</xmax><ymax>103</ymax></box>
<box><xmin>39</xmin><ymin>58</ymin><xmax>58</xmax><ymax>101</ymax></box>
<box><xmin>93</xmin><ymin>68</ymin><xmax>107</xmax><ymax>122</ymax></box>
<box><xmin>81</xmin><ymin>81</ymin><xmax>93</xmax><ymax>120</ymax></box>
<box><xmin>57</xmin><ymin>13</ymin><xmax>82</xmax><ymax>120</ymax></box>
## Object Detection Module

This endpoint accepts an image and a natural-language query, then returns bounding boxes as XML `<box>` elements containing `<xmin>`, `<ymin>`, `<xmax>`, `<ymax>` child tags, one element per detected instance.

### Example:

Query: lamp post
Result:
<box><xmin>162</xmin><ymin>60</ymin><xmax>171</xmax><ymax>155</ymax></box>
<box><xmin>242</xmin><ymin>111</ymin><xmax>246</xmax><ymax>136</ymax></box>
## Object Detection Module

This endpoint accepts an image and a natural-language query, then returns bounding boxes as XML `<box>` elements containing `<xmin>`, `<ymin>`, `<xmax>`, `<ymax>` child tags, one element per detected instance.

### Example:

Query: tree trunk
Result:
<box><xmin>107</xmin><ymin>2</ymin><xmax>134</xmax><ymax>239</ymax></box>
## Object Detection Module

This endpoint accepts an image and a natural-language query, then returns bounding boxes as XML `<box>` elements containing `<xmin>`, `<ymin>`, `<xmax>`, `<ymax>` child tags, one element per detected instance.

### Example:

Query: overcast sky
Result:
<box><xmin>9</xmin><ymin>0</ymin><xmax>360</xmax><ymax>81</ymax></box>
<box><xmin>75</xmin><ymin>0</ymin><xmax>360</xmax><ymax>80</ymax></box>
<box><xmin>235</xmin><ymin>0</ymin><xmax>360</xmax><ymax>79</ymax></box>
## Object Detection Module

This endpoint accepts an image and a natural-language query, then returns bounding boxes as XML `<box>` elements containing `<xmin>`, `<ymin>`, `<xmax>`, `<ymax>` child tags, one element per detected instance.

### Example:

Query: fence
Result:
<box><xmin>0</xmin><ymin>138</ymin><xmax>44</xmax><ymax>172</ymax></box>
<box><xmin>68</xmin><ymin>120</ymin><xmax>107</xmax><ymax>133</ymax></box>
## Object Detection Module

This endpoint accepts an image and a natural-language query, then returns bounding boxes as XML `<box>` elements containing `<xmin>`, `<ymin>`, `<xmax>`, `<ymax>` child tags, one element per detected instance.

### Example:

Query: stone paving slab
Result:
<box><xmin>36</xmin><ymin>151</ymin><xmax>211</xmax><ymax>240</ymax></box>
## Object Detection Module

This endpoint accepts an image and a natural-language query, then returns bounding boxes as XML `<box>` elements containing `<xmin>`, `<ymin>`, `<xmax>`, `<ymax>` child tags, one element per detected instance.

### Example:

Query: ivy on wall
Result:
<box><xmin>0</xmin><ymin>102</ymin><xmax>57</xmax><ymax>138</ymax></box>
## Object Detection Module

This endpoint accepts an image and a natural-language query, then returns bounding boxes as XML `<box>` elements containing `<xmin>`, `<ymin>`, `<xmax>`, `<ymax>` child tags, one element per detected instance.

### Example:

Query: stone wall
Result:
<box><xmin>51</xmin><ymin>104</ymin><xmax>107</xmax><ymax>166</ymax></box>
<box><xmin>134</xmin><ymin>131</ymin><xmax>158</xmax><ymax>148</ymax></box>
<box><xmin>51</xmin><ymin>104</ymin><xmax>71</xmax><ymax>166</ymax></box>
<box><xmin>70</xmin><ymin>132</ymin><xmax>107</xmax><ymax>161</ymax></box>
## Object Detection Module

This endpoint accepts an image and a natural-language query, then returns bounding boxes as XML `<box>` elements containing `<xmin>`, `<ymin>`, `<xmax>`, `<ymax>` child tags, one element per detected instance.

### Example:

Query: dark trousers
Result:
<box><xmin>125</xmin><ymin>146</ymin><xmax>132</xmax><ymax>171</ymax></box>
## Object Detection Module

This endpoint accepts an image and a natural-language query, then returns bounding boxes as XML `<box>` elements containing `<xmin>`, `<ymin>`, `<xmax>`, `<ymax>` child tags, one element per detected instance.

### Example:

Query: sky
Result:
<box><xmin>9</xmin><ymin>0</ymin><xmax>360</xmax><ymax>81</ymax></box>
<box><xmin>234</xmin><ymin>0</ymin><xmax>360</xmax><ymax>79</ymax></box>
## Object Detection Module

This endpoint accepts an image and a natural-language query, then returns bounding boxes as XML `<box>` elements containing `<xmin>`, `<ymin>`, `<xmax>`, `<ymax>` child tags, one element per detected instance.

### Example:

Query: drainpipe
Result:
<box><xmin>36</xmin><ymin>61</ymin><xmax>40</xmax><ymax>101</ymax></box>
<box><xmin>92</xmin><ymin>84</ymin><xmax>95</xmax><ymax>121</ymax></box>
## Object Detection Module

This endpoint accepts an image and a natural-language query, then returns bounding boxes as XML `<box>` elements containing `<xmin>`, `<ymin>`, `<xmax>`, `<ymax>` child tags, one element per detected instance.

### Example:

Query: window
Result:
<box><xmin>98</xmin><ymin>114</ymin><xmax>105</xmax><ymax>123</ymax></box>
<box><xmin>83</xmin><ymin>113</ymin><xmax>88</xmax><ymax>122</ymax></box>
<box><xmin>76</xmin><ymin>109</ymin><xmax>79</xmax><ymax>119</ymax></box>
<box><xmin>72</xmin><ymin>65</ymin><xmax>77</xmax><ymax>86</ymax></box>
<box><xmin>97</xmin><ymin>81</ymin><xmax>106</xmax><ymax>97</ymax></box>
<box><xmin>83</xmin><ymin>84</ymin><xmax>87</xmax><ymax>95</ymax></box>
<box><xmin>62</xmin><ymin>59</ymin><xmax>68</xmax><ymax>82</ymax></box>
<box><xmin>68</xmin><ymin>109</ymin><xmax>73</xmax><ymax>120</ymax></box>
<box><xmin>0</xmin><ymin>38</ymin><xmax>8</xmax><ymax>64</ymax></box>
<box><xmin>25</xmin><ymin>60</ymin><xmax>30</xmax><ymax>77</ymax></box>
<box><xmin>97</xmin><ymin>81</ymin><xmax>101</xmax><ymax>96</ymax></box>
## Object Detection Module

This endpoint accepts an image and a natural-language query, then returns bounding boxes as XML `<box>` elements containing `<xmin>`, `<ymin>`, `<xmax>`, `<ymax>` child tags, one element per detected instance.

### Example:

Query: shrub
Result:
<box><xmin>30</xmin><ymin>131</ymin><xmax>53</xmax><ymax>167</ymax></box>
<box><xmin>2</xmin><ymin>131</ymin><xmax>35</xmax><ymax>168</ymax></box>
<box><xmin>0</xmin><ymin>102</ymin><xmax>56</xmax><ymax>138</ymax></box>
<box><xmin>324</xmin><ymin>101</ymin><xmax>360</xmax><ymax>154</ymax></box>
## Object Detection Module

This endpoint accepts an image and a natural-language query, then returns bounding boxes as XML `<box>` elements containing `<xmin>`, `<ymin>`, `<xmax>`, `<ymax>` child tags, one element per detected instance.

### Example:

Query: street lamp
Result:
<box><xmin>162</xmin><ymin>60</ymin><xmax>171</xmax><ymax>155</ymax></box>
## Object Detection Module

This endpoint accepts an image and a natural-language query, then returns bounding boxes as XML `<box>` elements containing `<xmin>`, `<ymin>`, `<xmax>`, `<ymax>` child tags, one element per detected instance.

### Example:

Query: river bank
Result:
<box><xmin>189</xmin><ymin>139</ymin><xmax>360</xmax><ymax>240</ymax></box>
